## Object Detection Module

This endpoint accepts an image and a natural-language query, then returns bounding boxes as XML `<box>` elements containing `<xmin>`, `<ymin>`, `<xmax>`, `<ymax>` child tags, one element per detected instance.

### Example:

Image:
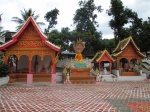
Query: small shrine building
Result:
<box><xmin>92</xmin><ymin>50</ymin><xmax>115</xmax><ymax>74</ymax></box>
<box><xmin>112</xmin><ymin>36</ymin><xmax>145</xmax><ymax>76</ymax></box>
<box><xmin>0</xmin><ymin>17</ymin><xmax>60</xmax><ymax>83</ymax></box>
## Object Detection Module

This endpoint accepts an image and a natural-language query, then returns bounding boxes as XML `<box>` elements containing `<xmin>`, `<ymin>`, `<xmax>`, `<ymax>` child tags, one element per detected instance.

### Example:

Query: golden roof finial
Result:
<box><xmin>29</xmin><ymin>8</ymin><xmax>32</xmax><ymax>16</ymax></box>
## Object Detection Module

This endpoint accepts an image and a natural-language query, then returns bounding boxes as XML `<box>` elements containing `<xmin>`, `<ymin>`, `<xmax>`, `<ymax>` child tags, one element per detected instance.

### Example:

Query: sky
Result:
<box><xmin>0</xmin><ymin>0</ymin><xmax>150</xmax><ymax>39</ymax></box>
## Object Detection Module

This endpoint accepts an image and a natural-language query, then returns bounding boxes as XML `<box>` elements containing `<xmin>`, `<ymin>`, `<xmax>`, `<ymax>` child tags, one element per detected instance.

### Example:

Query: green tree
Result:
<box><xmin>44</xmin><ymin>8</ymin><xmax>59</xmax><ymax>33</ymax></box>
<box><xmin>130</xmin><ymin>17</ymin><xmax>150</xmax><ymax>56</ymax></box>
<box><xmin>107</xmin><ymin>0</ymin><xmax>145</xmax><ymax>46</ymax></box>
<box><xmin>73</xmin><ymin>0</ymin><xmax>103</xmax><ymax>54</ymax></box>
<box><xmin>12</xmin><ymin>8</ymin><xmax>45</xmax><ymax>31</ymax></box>
<box><xmin>48</xmin><ymin>27</ymin><xmax>71</xmax><ymax>52</ymax></box>
<box><xmin>140</xmin><ymin>17</ymin><xmax>150</xmax><ymax>55</ymax></box>
<box><xmin>101</xmin><ymin>38</ymin><xmax>115</xmax><ymax>53</ymax></box>
<box><xmin>73</xmin><ymin>0</ymin><xmax>102</xmax><ymax>33</ymax></box>
<box><xmin>107</xmin><ymin>0</ymin><xmax>128</xmax><ymax>42</ymax></box>
<box><xmin>0</xmin><ymin>14</ymin><xmax>8</xmax><ymax>44</ymax></box>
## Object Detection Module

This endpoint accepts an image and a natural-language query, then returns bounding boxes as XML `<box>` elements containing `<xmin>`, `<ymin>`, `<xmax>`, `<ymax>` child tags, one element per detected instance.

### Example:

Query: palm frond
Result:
<box><xmin>12</xmin><ymin>8</ymin><xmax>44</xmax><ymax>30</ymax></box>
<box><xmin>11</xmin><ymin>17</ymin><xmax>24</xmax><ymax>24</ymax></box>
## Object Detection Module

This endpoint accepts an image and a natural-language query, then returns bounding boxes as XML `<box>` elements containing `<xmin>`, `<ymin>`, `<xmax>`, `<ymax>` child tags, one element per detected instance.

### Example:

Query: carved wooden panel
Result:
<box><xmin>7</xmin><ymin>41</ymin><xmax>51</xmax><ymax>51</ymax></box>
<box><xmin>18</xmin><ymin>24</ymin><xmax>40</xmax><ymax>40</ymax></box>
<box><xmin>5</xmin><ymin>50</ymin><xmax>55</xmax><ymax>61</ymax></box>
<box><xmin>119</xmin><ymin>43</ymin><xmax>140</xmax><ymax>59</ymax></box>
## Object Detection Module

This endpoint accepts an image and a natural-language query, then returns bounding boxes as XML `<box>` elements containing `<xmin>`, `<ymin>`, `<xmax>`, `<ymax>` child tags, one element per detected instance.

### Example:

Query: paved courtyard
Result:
<box><xmin>0</xmin><ymin>81</ymin><xmax>150</xmax><ymax>112</ymax></box>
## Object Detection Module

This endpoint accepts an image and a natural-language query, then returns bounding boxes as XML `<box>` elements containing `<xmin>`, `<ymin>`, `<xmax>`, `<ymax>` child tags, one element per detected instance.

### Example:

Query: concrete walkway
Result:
<box><xmin>0</xmin><ymin>81</ymin><xmax>150</xmax><ymax>112</ymax></box>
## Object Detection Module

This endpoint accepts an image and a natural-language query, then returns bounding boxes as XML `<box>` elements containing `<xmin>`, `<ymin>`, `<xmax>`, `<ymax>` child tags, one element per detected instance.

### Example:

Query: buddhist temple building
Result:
<box><xmin>92</xmin><ymin>49</ymin><xmax>115</xmax><ymax>74</ymax></box>
<box><xmin>0</xmin><ymin>17</ymin><xmax>60</xmax><ymax>83</ymax></box>
<box><xmin>112</xmin><ymin>36</ymin><xmax>146</xmax><ymax>76</ymax></box>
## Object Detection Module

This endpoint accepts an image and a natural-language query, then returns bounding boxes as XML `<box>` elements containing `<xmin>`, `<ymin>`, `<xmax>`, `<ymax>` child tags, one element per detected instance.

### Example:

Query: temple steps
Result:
<box><xmin>69</xmin><ymin>76</ymin><xmax>96</xmax><ymax>84</ymax></box>
<box><xmin>9</xmin><ymin>73</ymin><xmax>51</xmax><ymax>83</ymax></box>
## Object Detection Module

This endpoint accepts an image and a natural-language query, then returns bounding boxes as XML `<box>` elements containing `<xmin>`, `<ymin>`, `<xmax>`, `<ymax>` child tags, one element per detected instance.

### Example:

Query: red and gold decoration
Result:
<box><xmin>0</xmin><ymin>17</ymin><xmax>60</xmax><ymax>83</ymax></box>
<box><xmin>112</xmin><ymin>36</ymin><xmax>145</xmax><ymax>76</ymax></box>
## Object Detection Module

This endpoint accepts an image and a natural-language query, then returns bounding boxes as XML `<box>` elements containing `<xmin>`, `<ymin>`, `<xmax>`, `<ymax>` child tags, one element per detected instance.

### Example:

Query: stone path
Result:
<box><xmin>0</xmin><ymin>81</ymin><xmax>150</xmax><ymax>112</ymax></box>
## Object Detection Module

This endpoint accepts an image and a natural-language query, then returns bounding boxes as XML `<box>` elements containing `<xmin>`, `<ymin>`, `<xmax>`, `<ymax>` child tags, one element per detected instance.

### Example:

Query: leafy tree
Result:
<box><xmin>48</xmin><ymin>27</ymin><xmax>71</xmax><ymax>52</ymax></box>
<box><xmin>107</xmin><ymin>0</ymin><xmax>149</xmax><ymax>53</ymax></box>
<box><xmin>107</xmin><ymin>0</ymin><xmax>130</xmax><ymax>43</ymax></box>
<box><xmin>0</xmin><ymin>14</ymin><xmax>8</xmax><ymax>44</ymax></box>
<box><xmin>12</xmin><ymin>8</ymin><xmax>45</xmax><ymax>31</ymax></box>
<box><xmin>48</xmin><ymin>29</ymin><xmax>61</xmax><ymax>45</ymax></box>
<box><xmin>130</xmin><ymin>17</ymin><xmax>150</xmax><ymax>56</ymax></box>
<box><xmin>107</xmin><ymin>0</ymin><xmax>150</xmax><ymax>56</ymax></box>
<box><xmin>101</xmin><ymin>38</ymin><xmax>115</xmax><ymax>53</ymax></box>
<box><xmin>140</xmin><ymin>17</ymin><xmax>150</xmax><ymax>55</ymax></box>
<box><xmin>73</xmin><ymin>0</ymin><xmax>102</xmax><ymax>33</ymax></box>
<box><xmin>44</xmin><ymin>8</ymin><xmax>59</xmax><ymax>34</ymax></box>
<box><xmin>73</xmin><ymin>0</ymin><xmax>103</xmax><ymax>54</ymax></box>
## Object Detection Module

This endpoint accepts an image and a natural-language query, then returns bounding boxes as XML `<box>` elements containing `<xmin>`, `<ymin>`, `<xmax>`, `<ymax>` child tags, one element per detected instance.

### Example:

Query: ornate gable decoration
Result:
<box><xmin>92</xmin><ymin>50</ymin><xmax>115</xmax><ymax>63</ymax></box>
<box><xmin>0</xmin><ymin>17</ymin><xmax>60</xmax><ymax>52</ymax></box>
<box><xmin>112</xmin><ymin>36</ymin><xmax>145</xmax><ymax>58</ymax></box>
<box><xmin>73</xmin><ymin>38</ymin><xmax>85</xmax><ymax>53</ymax></box>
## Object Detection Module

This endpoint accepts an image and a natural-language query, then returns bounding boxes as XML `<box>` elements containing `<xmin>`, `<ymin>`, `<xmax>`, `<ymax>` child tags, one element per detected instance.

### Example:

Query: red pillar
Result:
<box><xmin>27</xmin><ymin>57</ymin><xmax>33</xmax><ymax>84</ymax></box>
<box><xmin>28</xmin><ymin>58</ymin><xmax>32</xmax><ymax>74</ymax></box>
<box><xmin>109</xmin><ymin>62</ymin><xmax>112</xmax><ymax>74</ymax></box>
<box><xmin>51</xmin><ymin>61</ymin><xmax>56</xmax><ymax>84</ymax></box>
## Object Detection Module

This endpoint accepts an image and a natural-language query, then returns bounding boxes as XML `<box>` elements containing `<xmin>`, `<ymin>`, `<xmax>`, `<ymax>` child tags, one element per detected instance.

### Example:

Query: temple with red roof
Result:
<box><xmin>0</xmin><ymin>16</ymin><xmax>60</xmax><ymax>83</ymax></box>
<box><xmin>92</xmin><ymin>49</ymin><xmax>115</xmax><ymax>74</ymax></box>
<box><xmin>112</xmin><ymin>36</ymin><xmax>145</xmax><ymax>76</ymax></box>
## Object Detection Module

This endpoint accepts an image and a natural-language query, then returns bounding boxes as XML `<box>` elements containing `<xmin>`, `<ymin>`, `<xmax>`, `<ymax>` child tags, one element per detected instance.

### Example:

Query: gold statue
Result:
<box><xmin>75</xmin><ymin>50</ymin><xmax>83</xmax><ymax>61</ymax></box>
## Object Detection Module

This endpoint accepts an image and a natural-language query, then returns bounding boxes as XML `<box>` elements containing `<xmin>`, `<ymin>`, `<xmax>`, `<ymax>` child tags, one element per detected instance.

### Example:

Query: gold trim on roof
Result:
<box><xmin>112</xmin><ymin>40</ymin><xmax>121</xmax><ymax>53</ymax></box>
<box><xmin>92</xmin><ymin>50</ymin><xmax>115</xmax><ymax>63</ymax></box>
<box><xmin>96</xmin><ymin>50</ymin><xmax>115</xmax><ymax>62</ymax></box>
<box><xmin>112</xmin><ymin>36</ymin><xmax>145</xmax><ymax>57</ymax></box>
<box><xmin>91</xmin><ymin>51</ymin><xmax>101</xmax><ymax>62</ymax></box>
<box><xmin>112</xmin><ymin>51</ymin><xmax>123</xmax><ymax>57</ymax></box>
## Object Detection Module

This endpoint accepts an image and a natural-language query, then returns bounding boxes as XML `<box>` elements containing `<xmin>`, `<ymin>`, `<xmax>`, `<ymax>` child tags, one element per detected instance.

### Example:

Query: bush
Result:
<box><xmin>0</xmin><ymin>61</ymin><xmax>10</xmax><ymax>77</ymax></box>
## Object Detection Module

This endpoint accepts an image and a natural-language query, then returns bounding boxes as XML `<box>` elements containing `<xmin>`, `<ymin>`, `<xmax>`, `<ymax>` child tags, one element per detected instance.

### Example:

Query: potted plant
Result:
<box><xmin>0</xmin><ymin>60</ymin><xmax>10</xmax><ymax>86</ymax></box>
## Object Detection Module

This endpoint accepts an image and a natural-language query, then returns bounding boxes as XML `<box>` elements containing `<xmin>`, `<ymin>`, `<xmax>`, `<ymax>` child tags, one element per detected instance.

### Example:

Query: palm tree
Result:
<box><xmin>12</xmin><ymin>8</ymin><xmax>45</xmax><ymax>31</ymax></box>
<box><xmin>0</xmin><ymin>14</ymin><xmax>6</xmax><ymax>42</ymax></box>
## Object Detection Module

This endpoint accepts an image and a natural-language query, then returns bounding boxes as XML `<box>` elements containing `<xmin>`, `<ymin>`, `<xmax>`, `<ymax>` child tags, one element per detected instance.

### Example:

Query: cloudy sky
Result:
<box><xmin>0</xmin><ymin>0</ymin><xmax>150</xmax><ymax>39</ymax></box>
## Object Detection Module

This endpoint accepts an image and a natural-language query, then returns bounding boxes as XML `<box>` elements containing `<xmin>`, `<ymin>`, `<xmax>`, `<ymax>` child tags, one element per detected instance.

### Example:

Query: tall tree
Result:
<box><xmin>48</xmin><ymin>27</ymin><xmax>71</xmax><ymax>52</ymax></box>
<box><xmin>44</xmin><ymin>8</ymin><xmax>59</xmax><ymax>34</ymax></box>
<box><xmin>73</xmin><ymin>0</ymin><xmax>103</xmax><ymax>54</ymax></box>
<box><xmin>107</xmin><ymin>0</ymin><xmax>128</xmax><ymax>43</ymax></box>
<box><xmin>12</xmin><ymin>8</ymin><xmax>45</xmax><ymax>31</ymax></box>
<box><xmin>107</xmin><ymin>0</ymin><xmax>150</xmax><ymax>56</ymax></box>
<box><xmin>73</xmin><ymin>0</ymin><xmax>102</xmax><ymax>33</ymax></box>
<box><xmin>130</xmin><ymin>17</ymin><xmax>150</xmax><ymax>56</ymax></box>
<box><xmin>107</xmin><ymin>0</ymin><xmax>144</xmax><ymax>45</ymax></box>
<box><xmin>0</xmin><ymin>14</ymin><xmax>8</xmax><ymax>42</ymax></box>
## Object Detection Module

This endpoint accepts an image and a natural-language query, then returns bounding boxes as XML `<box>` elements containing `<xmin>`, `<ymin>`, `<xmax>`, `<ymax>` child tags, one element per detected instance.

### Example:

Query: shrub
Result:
<box><xmin>0</xmin><ymin>60</ymin><xmax>10</xmax><ymax>77</ymax></box>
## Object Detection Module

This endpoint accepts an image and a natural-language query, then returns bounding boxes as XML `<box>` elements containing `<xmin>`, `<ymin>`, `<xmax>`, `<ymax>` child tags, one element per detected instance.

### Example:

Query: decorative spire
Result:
<box><xmin>29</xmin><ymin>9</ymin><xmax>32</xmax><ymax>16</ymax></box>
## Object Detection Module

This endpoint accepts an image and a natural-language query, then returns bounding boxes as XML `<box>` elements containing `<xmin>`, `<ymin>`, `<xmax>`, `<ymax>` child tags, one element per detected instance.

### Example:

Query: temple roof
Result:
<box><xmin>92</xmin><ymin>49</ymin><xmax>115</xmax><ymax>63</ymax></box>
<box><xmin>112</xmin><ymin>36</ymin><xmax>145</xmax><ymax>58</ymax></box>
<box><xmin>0</xmin><ymin>17</ymin><xmax>60</xmax><ymax>52</ymax></box>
